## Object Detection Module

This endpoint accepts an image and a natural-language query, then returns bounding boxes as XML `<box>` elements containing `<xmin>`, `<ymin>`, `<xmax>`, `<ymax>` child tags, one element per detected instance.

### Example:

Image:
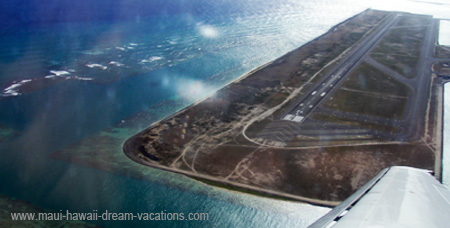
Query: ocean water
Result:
<box><xmin>0</xmin><ymin>0</ymin><xmax>449</xmax><ymax>227</ymax></box>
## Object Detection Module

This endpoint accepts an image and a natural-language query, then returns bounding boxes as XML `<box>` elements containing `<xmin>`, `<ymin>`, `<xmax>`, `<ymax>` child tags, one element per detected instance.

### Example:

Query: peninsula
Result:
<box><xmin>124</xmin><ymin>9</ymin><xmax>450</xmax><ymax>206</ymax></box>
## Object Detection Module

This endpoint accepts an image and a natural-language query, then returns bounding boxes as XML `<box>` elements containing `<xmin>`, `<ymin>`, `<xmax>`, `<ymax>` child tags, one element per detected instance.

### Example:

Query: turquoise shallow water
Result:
<box><xmin>0</xmin><ymin>0</ymin><xmax>449</xmax><ymax>227</ymax></box>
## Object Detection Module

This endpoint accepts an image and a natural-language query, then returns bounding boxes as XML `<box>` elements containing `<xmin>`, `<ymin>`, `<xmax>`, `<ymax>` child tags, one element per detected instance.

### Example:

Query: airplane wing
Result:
<box><xmin>309</xmin><ymin>166</ymin><xmax>450</xmax><ymax>228</ymax></box>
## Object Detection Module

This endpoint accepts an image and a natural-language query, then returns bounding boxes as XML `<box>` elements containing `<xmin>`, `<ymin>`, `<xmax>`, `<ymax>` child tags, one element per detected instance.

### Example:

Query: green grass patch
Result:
<box><xmin>370</xmin><ymin>25</ymin><xmax>427</xmax><ymax>78</ymax></box>
<box><xmin>311</xmin><ymin>113</ymin><xmax>399</xmax><ymax>133</ymax></box>
<box><xmin>323</xmin><ymin>89</ymin><xmax>408</xmax><ymax>119</ymax></box>
<box><xmin>396</xmin><ymin>15</ymin><xmax>431</xmax><ymax>27</ymax></box>
<box><xmin>344</xmin><ymin>62</ymin><xmax>410</xmax><ymax>97</ymax></box>
<box><xmin>371</xmin><ymin>54</ymin><xmax>418</xmax><ymax>78</ymax></box>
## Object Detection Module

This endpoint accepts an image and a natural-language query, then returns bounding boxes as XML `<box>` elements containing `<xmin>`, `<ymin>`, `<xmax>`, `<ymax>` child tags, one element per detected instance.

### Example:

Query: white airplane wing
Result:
<box><xmin>309</xmin><ymin>166</ymin><xmax>450</xmax><ymax>228</ymax></box>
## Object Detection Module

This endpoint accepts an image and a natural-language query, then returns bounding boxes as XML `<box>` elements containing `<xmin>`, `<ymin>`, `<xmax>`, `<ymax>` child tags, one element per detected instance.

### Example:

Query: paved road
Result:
<box><xmin>402</xmin><ymin>17</ymin><xmax>439</xmax><ymax>140</ymax></box>
<box><xmin>282</xmin><ymin>14</ymin><xmax>399</xmax><ymax>123</ymax></box>
<box><xmin>255</xmin><ymin>13</ymin><xmax>440</xmax><ymax>144</ymax></box>
<box><xmin>364</xmin><ymin>56</ymin><xmax>415</xmax><ymax>88</ymax></box>
<box><xmin>280</xmin><ymin>14</ymin><xmax>439</xmax><ymax>142</ymax></box>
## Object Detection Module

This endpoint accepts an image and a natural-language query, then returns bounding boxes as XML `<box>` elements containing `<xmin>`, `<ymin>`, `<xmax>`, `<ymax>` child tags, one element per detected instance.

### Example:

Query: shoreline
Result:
<box><xmin>123</xmin><ymin>9</ymin><xmax>441</xmax><ymax>204</ymax></box>
<box><xmin>135</xmin><ymin>9</ymin><xmax>372</xmax><ymax>133</ymax></box>
<box><xmin>122</xmin><ymin>135</ymin><xmax>341</xmax><ymax>207</ymax></box>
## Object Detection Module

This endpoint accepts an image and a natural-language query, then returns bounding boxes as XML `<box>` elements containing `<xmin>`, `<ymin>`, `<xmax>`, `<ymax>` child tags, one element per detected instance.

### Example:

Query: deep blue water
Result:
<box><xmin>1</xmin><ymin>0</ymin><xmax>449</xmax><ymax>227</ymax></box>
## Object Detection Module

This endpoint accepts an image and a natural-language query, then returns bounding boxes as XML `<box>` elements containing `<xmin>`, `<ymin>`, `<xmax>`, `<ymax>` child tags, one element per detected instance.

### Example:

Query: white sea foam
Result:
<box><xmin>140</xmin><ymin>56</ymin><xmax>162</xmax><ymax>63</ymax></box>
<box><xmin>50</xmin><ymin>70</ymin><xmax>71</xmax><ymax>76</ymax></box>
<box><xmin>127</xmin><ymin>47</ymin><xmax>135</xmax><ymax>50</ymax></box>
<box><xmin>2</xmin><ymin>79</ymin><xmax>33</xmax><ymax>97</ymax></box>
<box><xmin>86</xmin><ymin>64</ymin><xmax>108</xmax><ymax>70</ymax></box>
<box><xmin>71</xmin><ymin>76</ymin><xmax>94</xmax><ymax>81</ymax></box>
<box><xmin>116</xmin><ymin>47</ymin><xmax>126</xmax><ymax>51</ymax></box>
<box><xmin>149</xmin><ymin>56</ymin><xmax>162</xmax><ymax>61</ymax></box>
<box><xmin>129</xmin><ymin>43</ymin><xmax>138</xmax><ymax>46</ymax></box>
<box><xmin>109</xmin><ymin>61</ymin><xmax>125</xmax><ymax>67</ymax></box>
<box><xmin>20</xmin><ymin>79</ymin><xmax>32</xmax><ymax>83</ymax></box>
<box><xmin>4</xmin><ymin>83</ymin><xmax>21</xmax><ymax>91</ymax></box>
<box><xmin>2</xmin><ymin>90</ymin><xmax>19</xmax><ymax>96</ymax></box>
